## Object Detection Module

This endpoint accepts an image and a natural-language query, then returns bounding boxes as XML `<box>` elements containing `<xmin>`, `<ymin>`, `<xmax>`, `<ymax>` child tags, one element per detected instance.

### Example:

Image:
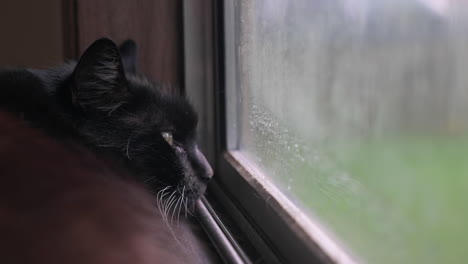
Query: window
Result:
<box><xmin>186</xmin><ymin>1</ymin><xmax>468</xmax><ymax>263</ymax></box>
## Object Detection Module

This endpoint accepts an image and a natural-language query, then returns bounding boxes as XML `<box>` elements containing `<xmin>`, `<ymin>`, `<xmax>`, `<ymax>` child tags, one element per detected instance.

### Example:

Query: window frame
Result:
<box><xmin>184</xmin><ymin>1</ymin><xmax>356</xmax><ymax>263</ymax></box>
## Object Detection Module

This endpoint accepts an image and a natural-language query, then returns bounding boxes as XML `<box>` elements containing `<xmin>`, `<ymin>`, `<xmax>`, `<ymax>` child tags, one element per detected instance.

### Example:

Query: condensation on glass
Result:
<box><xmin>226</xmin><ymin>0</ymin><xmax>468</xmax><ymax>263</ymax></box>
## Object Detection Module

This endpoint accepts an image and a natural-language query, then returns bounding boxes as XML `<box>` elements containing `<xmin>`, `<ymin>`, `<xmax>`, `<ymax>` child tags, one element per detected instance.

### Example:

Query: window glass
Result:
<box><xmin>227</xmin><ymin>0</ymin><xmax>468</xmax><ymax>263</ymax></box>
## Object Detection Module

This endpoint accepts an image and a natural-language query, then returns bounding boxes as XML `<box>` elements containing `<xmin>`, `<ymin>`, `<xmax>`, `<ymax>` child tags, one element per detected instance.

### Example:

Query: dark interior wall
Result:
<box><xmin>0</xmin><ymin>0</ymin><xmax>183</xmax><ymax>88</ymax></box>
<box><xmin>0</xmin><ymin>0</ymin><xmax>64</xmax><ymax>68</ymax></box>
<box><xmin>69</xmin><ymin>0</ymin><xmax>184</xmax><ymax>87</ymax></box>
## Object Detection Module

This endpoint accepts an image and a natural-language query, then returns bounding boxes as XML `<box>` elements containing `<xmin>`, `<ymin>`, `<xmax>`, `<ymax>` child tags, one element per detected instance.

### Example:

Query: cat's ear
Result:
<box><xmin>72</xmin><ymin>38</ymin><xmax>128</xmax><ymax>114</ymax></box>
<box><xmin>119</xmin><ymin>39</ymin><xmax>137</xmax><ymax>74</ymax></box>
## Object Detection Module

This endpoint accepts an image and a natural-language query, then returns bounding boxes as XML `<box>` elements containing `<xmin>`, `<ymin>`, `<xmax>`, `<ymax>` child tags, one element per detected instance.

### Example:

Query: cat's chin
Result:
<box><xmin>185</xmin><ymin>185</ymin><xmax>208</xmax><ymax>201</ymax></box>
<box><xmin>155</xmin><ymin>183</ymin><xmax>208</xmax><ymax>215</ymax></box>
<box><xmin>176</xmin><ymin>182</ymin><xmax>207</xmax><ymax>201</ymax></box>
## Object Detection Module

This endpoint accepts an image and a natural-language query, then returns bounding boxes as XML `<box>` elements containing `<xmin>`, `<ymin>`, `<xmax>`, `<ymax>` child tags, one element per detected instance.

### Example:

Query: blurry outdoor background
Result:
<box><xmin>230</xmin><ymin>0</ymin><xmax>468</xmax><ymax>263</ymax></box>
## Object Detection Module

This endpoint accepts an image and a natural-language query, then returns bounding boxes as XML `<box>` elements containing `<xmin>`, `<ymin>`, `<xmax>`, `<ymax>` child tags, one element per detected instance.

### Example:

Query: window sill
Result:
<box><xmin>203</xmin><ymin>151</ymin><xmax>357</xmax><ymax>264</ymax></box>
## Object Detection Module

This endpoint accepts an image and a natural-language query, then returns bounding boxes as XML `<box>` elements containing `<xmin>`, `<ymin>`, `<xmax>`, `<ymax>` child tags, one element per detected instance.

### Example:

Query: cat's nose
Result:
<box><xmin>195</xmin><ymin>147</ymin><xmax>213</xmax><ymax>182</ymax></box>
<box><xmin>203</xmin><ymin>163</ymin><xmax>214</xmax><ymax>181</ymax></box>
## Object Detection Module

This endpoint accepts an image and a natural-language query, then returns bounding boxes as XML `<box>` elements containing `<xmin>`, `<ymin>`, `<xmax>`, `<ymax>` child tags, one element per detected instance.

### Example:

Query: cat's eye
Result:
<box><xmin>161</xmin><ymin>132</ymin><xmax>173</xmax><ymax>146</ymax></box>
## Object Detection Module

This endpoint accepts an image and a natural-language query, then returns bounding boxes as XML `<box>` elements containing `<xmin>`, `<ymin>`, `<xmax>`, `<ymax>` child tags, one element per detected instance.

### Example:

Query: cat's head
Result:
<box><xmin>66</xmin><ymin>38</ymin><xmax>213</xmax><ymax>204</ymax></box>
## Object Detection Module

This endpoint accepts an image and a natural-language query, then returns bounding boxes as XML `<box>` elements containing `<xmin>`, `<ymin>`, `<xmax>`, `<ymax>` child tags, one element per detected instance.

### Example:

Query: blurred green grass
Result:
<box><xmin>285</xmin><ymin>137</ymin><xmax>468</xmax><ymax>263</ymax></box>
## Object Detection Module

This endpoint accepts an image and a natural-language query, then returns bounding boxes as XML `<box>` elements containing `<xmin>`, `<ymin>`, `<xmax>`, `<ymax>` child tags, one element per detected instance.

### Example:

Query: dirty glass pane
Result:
<box><xmin>227</xmin><ymin>0</ymin><xmax>468</xmax><ymax>263</ymax></box>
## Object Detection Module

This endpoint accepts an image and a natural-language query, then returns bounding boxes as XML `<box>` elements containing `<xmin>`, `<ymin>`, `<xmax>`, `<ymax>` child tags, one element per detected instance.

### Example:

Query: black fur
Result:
<box><xmin>0</xmin><ymin>38</ymin><xmax>213</xmax><ymax>204</ymax></box>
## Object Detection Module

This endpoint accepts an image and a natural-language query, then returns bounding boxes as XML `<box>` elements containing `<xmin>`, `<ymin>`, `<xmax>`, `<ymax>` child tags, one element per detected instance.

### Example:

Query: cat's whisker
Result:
<box><xmin>144</xmin><ymin>176</ymin><xmax>156</xmax><ymax>183</ymax></box>
<box><xmin>159</xmin><ymin>186</ymin><xmax>170</xmax><ymax>201</ymax></box>
<box><xmin>159</xmin><ymin>187</ymin><xmax>172</xmax><ymax>221</ymax></box>
<box><xmin>183</xmin><ymin>191</ymin><xmax>189</xmax><ymax>217</ymax></box>
<box><xmin>189</xmin><ymin>197</ymin><xmax>197</xmax><ymax>216</ymax></box>
<box><xmin>164</xmin><ymin>197</ymin><xmax>184</xmax><ymax>248</ymax></box>
<box><xmin>164</xmin><ymin>191</ymin><xmax>177</xmax><ymax>224</ymax></box>
<box><xmin>156</xmin><ymin>188</ymin><xmax>163</xmax><ymax>212</ymax></box>
<box><xmin>162</xmin><ymin>198</ymin><xmax>170</xmax><ymax>224</ymax></box>
<box><xmin>162</xmin><ymin>186</ymin><xmax>171</xmax><ymax>193</ymax></box>
<box><xmin>156</xmin><ymin>189</ymin><xmax>162</xmax><ymax>215</ymax></box>
<box><xmin>169</xmin><ymin>198</ymin><xmax>176</xmax><ymax>225</ymax></box>
<box><xmin>184</xmin><ymin>185</ymin><xmax>197</xmax><ymax>216</ymax></box>
<box><xmin>173</xmin><ymin>187</ymin><xmax>182</xmax><ymax>226</ymax></box>
<box><xmin>167</xmin><ymin>196</ymin><xmax>178</xmax><ymax>226</ymax></box>
<box><xmin>177</xmin><ymin>197</ymin><xmax>183</xmax><ymax>226</ymax></box>
<box><xmin>156</xmin><ymin>187</ymin><xmax>170</xmax><ymax>219</ymax></box>
<box><xmin>126</xmin><ymin>134</ymin><xmax>132</xmax><ymax>159</ymax></box>
<box><xmin>187</xmin><ymin>199</ymin><xmax>195</xmax><ymax>217</ymax></box>
<box><xmin>162</xmin><ymin>193</ymin><xmax>170</xmax><ymax>222</ymax></box>
<box><xmin>184</xmin><ymin>198</ymin><xmax>193</xmax><ymax>217</ymax></box>
<box><xmin>145</xmin><ymin>176</ymin><xmax>166</xmax><ymax>186</ymax></box>
<box><xmin>181</xmin><ymin>186</ymin><xmax>186</xmax><ymax>218</ymax></box>
<box><xmin>171</xmin><ymin>197</ymin><xmax>181</xmax><ymax>226</ymax></box>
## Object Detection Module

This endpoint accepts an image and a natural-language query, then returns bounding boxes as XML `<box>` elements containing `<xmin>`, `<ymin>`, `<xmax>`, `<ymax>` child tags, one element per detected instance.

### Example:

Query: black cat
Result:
<box><xmin>0</xmin><ymin>111</ymin><xmax>219</xmax><ymax>264</ymax></box>
<box><xmin>0</xmin><ymin>38</ymin><xmax>213</xmax><ymax>211</ymax></box>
